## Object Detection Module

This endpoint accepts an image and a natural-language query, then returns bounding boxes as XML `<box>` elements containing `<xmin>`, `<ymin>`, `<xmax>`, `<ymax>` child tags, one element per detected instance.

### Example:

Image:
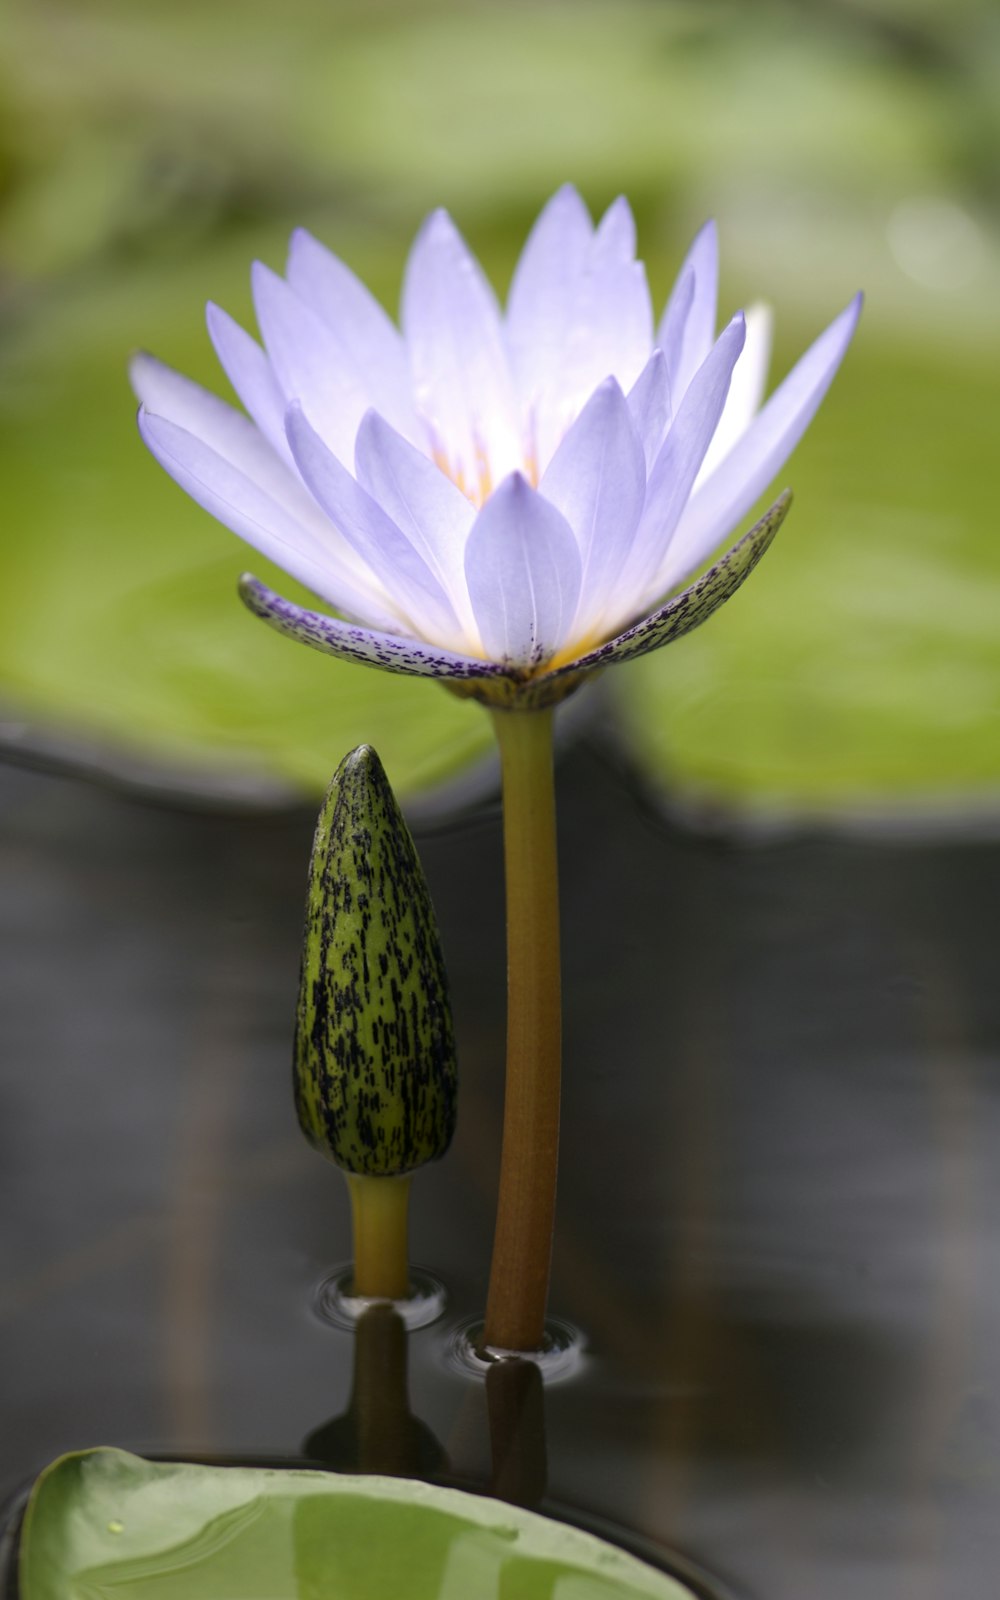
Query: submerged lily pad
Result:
<box><xmin>18</xmin><ymin>1449</ymin><xmax>696</xmax><ymax>1600</ymax></box>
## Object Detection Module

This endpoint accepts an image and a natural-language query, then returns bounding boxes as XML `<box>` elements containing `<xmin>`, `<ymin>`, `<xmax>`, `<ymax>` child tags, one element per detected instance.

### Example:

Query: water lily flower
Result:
<box><xmin>131</xmin><ymin>186</ymin><xmax>860</xmax><ymax>710</ymax></box>
<box><xmin>132</xmin><ymin>187</ymin><xmax>861</xmax><ymax>1353</ymax></box>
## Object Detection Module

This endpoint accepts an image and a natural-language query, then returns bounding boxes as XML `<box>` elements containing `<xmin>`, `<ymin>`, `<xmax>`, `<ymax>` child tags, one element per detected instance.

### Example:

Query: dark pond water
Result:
<box><xmin>2</xmin><ymin>736</ymin><xmax>999</xmax><ymax>1599</ymax></box>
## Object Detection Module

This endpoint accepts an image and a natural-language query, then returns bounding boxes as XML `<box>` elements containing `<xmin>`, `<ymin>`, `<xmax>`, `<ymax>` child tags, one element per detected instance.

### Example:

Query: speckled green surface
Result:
<box><xmin>294</xmin><ymin>746</ymin><xmax>457</xmax><ymax>1175</ymax></box>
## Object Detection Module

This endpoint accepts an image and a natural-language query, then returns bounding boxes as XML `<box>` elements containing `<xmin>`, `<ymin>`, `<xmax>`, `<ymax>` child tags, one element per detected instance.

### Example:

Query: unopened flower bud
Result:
<box><xmin>294</xmin><ymin>745</ymin><xmax>457</xmax><ymax>1176</ymax></box>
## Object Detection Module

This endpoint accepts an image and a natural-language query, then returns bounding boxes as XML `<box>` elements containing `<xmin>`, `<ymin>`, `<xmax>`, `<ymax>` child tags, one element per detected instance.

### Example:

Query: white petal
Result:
<box><xmin>464</xmin><ymin>474</ymin><xmax>582</xmax><ymax>667</ymax></box>
<box><xmin>505</xmin><ymin>184</ymin><xmax>594</xmax><ymax>414</ymax></box>
<box><xmin>132</xmin><ymin>350</ymin><xmax>322</xmax><ymax>538</ymax></box>
<box><xmin>137</xmin><ymin>407</ymin><xmax>401</xmax><ymax>628</ymax></box>
<box><xmin>587</xmin><ymin>197</ymin><xmax>655</xmax><ymax>388</ymax></box>
<box><xmin>205</xmin><ymin>302</ymin><xmax>291</xmax><ymax>464</ymax></box>
<box><xmin>656</xmin><ymin>219</ymin><xmax>718</xmax><ymax>402</ymax></box>
<box><xmin>663</xmin><ymin>294</ymin><xmax>862</xmax><ymax>588</ymax></box>
<box><xmin>252</xmin><ymin>262</ymin><xmax>371</xmax><ymax>464</ymax></box>
<box><xmin>402</xmin><ymin>209</ymin><xmax>522</xmax><ymax>501</ymax></box>
<box><xmin>132</xmin><ymin>348</ymin><xmax>393</xmax><ymax>607</ymax></box>
<box><xmin>526</xmin><ymin>197</ymin><xmax>654</xmax><ymax>474</ymax></box>
<box><xmin>626</xmin><ymin>349</ymin><xmax>672</xmax><ymax>470</ymax></box>
<box><xmin>539</xmin><ymin>378</ymin><xmax>646</xmax><ymax>641</ymax></box>
<box><xmin>354</xmin><ymin>409</ymin><xmax>478</xmax><ymax>637</ymax></box>
<box><xmin>285</xmin><ymin>228</ymin><xmax>419</xmax><ymax>441</ymax></box>
<box><xmin>285</xmin><ymin>402</ymin><xmax>463</xmax><ymax>645</ymax></box>
<box><xmin>695</xmin><ymin>301</ymin><xmax>773</xmax><ymax>486</ymax></box>
<box><xmin>615</xmin><ymin>313</ymin><xmax>747</xmax><ymax>614</ymax></box>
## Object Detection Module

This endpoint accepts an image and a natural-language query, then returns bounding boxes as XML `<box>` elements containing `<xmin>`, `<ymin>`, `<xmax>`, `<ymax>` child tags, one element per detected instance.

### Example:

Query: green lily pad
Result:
<box><xmin>18</xmin><ymin>1448</ymin><xmax>696</xmax><ymax>1600</ymax></box>
<box><xmin>2</xmin><ymin>0</ymin><xmax>998</xmax><ymax>816</ymax></box>
<box><xmin>0</xmin><ymin>238</ymin><xmax>492</xmax><ymax>804</ymax></box>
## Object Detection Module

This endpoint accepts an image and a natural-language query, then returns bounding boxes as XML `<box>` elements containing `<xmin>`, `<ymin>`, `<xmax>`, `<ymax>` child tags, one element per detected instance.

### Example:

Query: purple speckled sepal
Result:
<box><xmin>238</xmin><ymin>576</ymin><xmax>505</xmax><ymax>682</ymax></box>
<box><xmin>551</xmin><ymin>490</ymin><xmax>791</xmax><ymax>680</ymax></box>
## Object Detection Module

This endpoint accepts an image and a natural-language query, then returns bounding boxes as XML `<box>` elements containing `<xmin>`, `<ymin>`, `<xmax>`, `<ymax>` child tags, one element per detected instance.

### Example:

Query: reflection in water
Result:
<box><xmin>5</xmin><ymin>749</ymin><xmax>1000</xmax><ymax>1598</ymax></box>
<box><xmin>487</xmin><ymin>1356</ymin><xmax>548</xmax><ymax>1508</ymax></box>
<box><xmin>303</xmin><ymin>1302</ymin><xmax>446</xmax><ymax>1478</ymax></box>
<box><xmin>301</xmin><ymin>1302</ymin><xmax>550</xmax><ymax>1512</ymax></box>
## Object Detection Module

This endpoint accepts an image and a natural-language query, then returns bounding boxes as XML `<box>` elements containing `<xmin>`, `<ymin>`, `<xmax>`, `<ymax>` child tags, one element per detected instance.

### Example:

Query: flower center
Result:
<box><xmin>430</xmin><ymin>434</ymin><xmax>540</xmax><ymax>509</ymax></box>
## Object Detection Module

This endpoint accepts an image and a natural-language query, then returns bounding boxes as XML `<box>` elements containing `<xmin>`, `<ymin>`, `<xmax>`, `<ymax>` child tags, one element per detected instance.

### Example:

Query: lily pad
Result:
<box><xmin>0</xmin><ymin>238</ymin><xmax>492</xmax><ymax>805</ymax></box>
<box><xmin>2</xmin><ymin>1</ymin><xmax>999</xmax><ymax>816</ymax></box>
<box><xmin>18</xmin><ymin>1448</ymin><xmax>696</xmax><ymax>1600</ymax></box>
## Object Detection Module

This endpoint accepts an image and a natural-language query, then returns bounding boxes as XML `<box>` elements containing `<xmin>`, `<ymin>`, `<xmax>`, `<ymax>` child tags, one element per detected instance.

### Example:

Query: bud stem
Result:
<box><xmin>483</xmin><ymin>707</ymin><xmax>561</xmax><ymax>1352</ymax></box>
<box><xmin>346</xmin><ymin>1173</ymin><xmax>412</xmax><ymax>1300</ymax></box>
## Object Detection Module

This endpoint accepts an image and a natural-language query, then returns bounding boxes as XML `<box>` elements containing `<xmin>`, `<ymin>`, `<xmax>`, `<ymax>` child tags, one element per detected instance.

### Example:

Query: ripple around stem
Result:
<box><xmin>442</xmin><ymin>1314</ymin><xmax>587</xmax><ymax>1384</ymax></box>
<box><xmin>313</xmin><ymin>1264</ymin><xmax>447</xmax><ymax>1332</ymax></box>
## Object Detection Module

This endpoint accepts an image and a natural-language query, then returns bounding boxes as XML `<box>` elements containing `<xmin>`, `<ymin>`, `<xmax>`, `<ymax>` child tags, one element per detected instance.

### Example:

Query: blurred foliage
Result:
<box><xmin>0</xmin><ymin>0</ymin><xmax>998</xmax><ymax>811</ymax></box>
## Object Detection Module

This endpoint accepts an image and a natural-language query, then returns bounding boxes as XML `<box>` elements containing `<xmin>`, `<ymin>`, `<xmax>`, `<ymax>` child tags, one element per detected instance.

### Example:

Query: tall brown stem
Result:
<box><xmin>483</xmin><ymin>707</ymin><xmax>561</xmax><ymax>1352</ymax></box>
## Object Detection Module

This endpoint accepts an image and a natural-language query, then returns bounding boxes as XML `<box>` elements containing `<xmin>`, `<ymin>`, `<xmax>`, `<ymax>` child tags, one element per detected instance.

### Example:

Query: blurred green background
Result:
<box><xmin>1</xmin><ymin>0</ymin><xmax>997</xmax><ymax>815</ymax></box>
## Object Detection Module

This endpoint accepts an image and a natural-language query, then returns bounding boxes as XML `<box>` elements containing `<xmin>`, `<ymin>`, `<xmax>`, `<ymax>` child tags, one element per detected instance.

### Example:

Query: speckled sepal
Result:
<box><xmin>238</xmin><ymin>576</ymin><xmax>504</xmax><ymax>683</ymax></box>
<box><xmin>295</xmin><ymin>745</ymin><xmax>457</xmax><ymax>1176</ymax></box>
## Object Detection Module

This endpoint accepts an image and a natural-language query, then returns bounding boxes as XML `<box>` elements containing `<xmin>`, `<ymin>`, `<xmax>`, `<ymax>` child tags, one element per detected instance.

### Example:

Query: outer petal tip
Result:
<box><xmin>204</xmin><ymin>300</ymin><xmax>232</xmax><ymax>337</ymax></box>
<box><xmin>128</xmin><ymin>351</ymin><xmax>154</xmax><ymax>400</ymax></box>
<box><xmin>250</xmin><ymin>258</ymin><xmax>281</xmax><ymax>300</ymax></box>
<box><xmin>828</xmin><ymin>291</ymin><xmax>864</xmax><ymax>349</ymax></box>
<box><xmin>419</xmin><ymin>207</ymin><xmax>456</xmax><ymax>246</ymax></box>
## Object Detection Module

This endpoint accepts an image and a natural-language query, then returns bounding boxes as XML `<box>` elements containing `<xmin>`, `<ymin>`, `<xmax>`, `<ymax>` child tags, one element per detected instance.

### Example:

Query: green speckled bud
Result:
<box><xmin>295</xmin><ymin>745</ymin><xmax>457</xmax><ymax>1176</ymax></box>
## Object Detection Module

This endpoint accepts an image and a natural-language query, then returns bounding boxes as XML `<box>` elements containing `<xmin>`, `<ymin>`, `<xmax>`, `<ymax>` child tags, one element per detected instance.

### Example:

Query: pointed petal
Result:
<box><xmin>402</xmin><ymin>209</ymin><xmax>522</xmax><ymax>499</ymax></box>
<box><xmin>354</xmin><ymin>409</ymin><xmax>477</xmax><ymax>633</ymax></box>
<box><xmin>285</xmin><ymin>402</ymin><xmax>462</xmax><ymax>644</ymax></box>
<box><xmin>505</xmin><ymin>184</ymin><xmax>593</xmax><ymax>407</ymax></box>
<box><xmin>626</xmin><ymin>349</ymin><xmax>672</xmax><ymax>470</ymax></box>
<box><xmin>539</xmin><ymin>378</ymin><xmax>646</xmax><ymax>638</ymax></box>
<box><xmin>665</xmin><ymin>294</ymin><xmax>862</xmax><ymax>588</ymax></box>
<box><xmin>252</xmin><ymin>261</ymin><xmax>371</xmax><ymax>463</ymax></box>
<box><xmin>617</xmin><ymin>313</ymin><xmax>746</xmax><ymax>611</ymax></box>
<box><xmin>133</xmin><ymin>350</ymin><xmax>398</xmax><ymax>611</ymax></box>
<box><xmin>550</xmin><ymin>492</ymin><xmax>790</xmax><ymax>678</ymax></box>
<box><xmin>656</xmin><ymin>219</ymin><xmax>718</xmax><ymax>402</ymax></box>
<box><xmin>239</xmin><ymin>576</ymin><xmax>504</xmax><ymax>681</ymax></box>
<box><xmin>507</xmin><ymin>193</ymin><xmax>653</xmax><ymax>475</ymax></box>
<box><xmin>655</xmin><ymin>264</ymin><xmax>694</xmax><ymax>389</ymax></box>
<box><xmin>285</xmin><ymin>228</ymin><xmax>418</xmax><ymax>440</ymax></box>
<box><xmin>137</xmin><ymin>407</ymin><xmax>400</xmax><ymax>626</ymax></box>
<box><xmin>131</xmin><ymin>349</ymin><xmax>290</xmax><ymax>499</ymax></box>
<box><xmin>205</xmin><ymin>302</ymin><xmax>291</xmax><ymax>464</ymax></box>
<box><xmin>587</xmin><ymin>196</ymin><xmax>655</xmax><ymax>391</ymax></box>
<box><xmin>534</xmin><ymin>197</ymin><xmax>653</xmax><ymax>469</ymax></box>
<box><xmin>464</xmin><ymin>473</ymin><xmax>582</xmax><ymax>667</ymax></box>
<box><xmin>695</xmin><ymin>301</ymin><xmax>773</xmax><ymax>486</ymax></box>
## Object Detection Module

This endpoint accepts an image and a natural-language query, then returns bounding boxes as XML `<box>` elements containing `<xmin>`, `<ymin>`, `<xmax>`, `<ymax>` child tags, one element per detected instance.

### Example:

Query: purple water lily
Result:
<box><xmin>132</xmin><ymin>186</ymin><xmax>859</xmax><ymax>708</ymax></box>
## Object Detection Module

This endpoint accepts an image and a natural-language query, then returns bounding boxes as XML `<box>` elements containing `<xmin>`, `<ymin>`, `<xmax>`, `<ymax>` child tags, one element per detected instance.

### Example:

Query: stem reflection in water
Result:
<box><xmin>304</xmin><ymin>1302</ymin><xmax>445</xmax><ymax>1478</ymax></box>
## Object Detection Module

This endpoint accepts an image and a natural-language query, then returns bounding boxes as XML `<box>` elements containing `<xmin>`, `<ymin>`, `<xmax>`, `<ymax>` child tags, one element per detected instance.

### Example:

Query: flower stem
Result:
<box><xmin>346</xmin><ymin>1173</ymin><xmax>412</xmax><ymax>1300</ymax></box>
<box><xmin>483</xmin><ymin>707</ymin><xmax>561</xmax><ymax>1352</ymax></box>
